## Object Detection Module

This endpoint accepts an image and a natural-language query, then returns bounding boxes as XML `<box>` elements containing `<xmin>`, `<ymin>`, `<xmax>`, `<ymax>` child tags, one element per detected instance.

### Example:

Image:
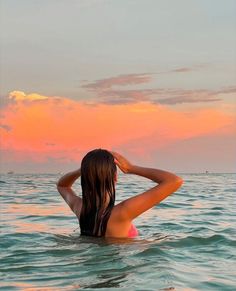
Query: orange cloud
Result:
<box><xmin>0</xmin><ymin>91</ymin><xmax>235</xmax><ymax>166</ymax></box>
<box><xmin>9</xmin><ymin>90</ymin><xmax>48</xmax><ymax>101</ymax></box>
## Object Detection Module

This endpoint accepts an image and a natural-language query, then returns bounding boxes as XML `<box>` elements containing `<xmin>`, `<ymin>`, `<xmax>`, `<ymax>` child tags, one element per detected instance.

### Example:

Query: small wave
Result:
<box><xmin>211</xmin><ymin>206</ymin><xmax>224</xmax><ymax>210</ymax></box>
<box><xmin>165</xmin><ymin>234</ymin><xmax>233</xmax><ymax>248</ymax></box>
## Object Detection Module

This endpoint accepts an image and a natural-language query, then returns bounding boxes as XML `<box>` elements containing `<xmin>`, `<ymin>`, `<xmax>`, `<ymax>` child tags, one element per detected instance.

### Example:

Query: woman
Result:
<box><xmin>57</xmin><ymin>149</ymin><xmax>183</xmax><ymax>238</ymax></box>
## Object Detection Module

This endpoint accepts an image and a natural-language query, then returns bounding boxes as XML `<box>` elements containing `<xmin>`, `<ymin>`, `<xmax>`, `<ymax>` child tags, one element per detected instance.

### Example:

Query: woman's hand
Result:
<box><xmin>56</xmin><ymin>168</ymin><xmax>81</xmax><ymax>188</ymax></box>
<box><xmin>110</xmin><ymin>151</ymin><xmax>134</xmax><ymax>174</ymax></box>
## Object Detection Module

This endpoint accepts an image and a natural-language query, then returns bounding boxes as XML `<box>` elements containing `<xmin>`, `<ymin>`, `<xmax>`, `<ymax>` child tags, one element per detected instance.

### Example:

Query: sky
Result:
<box><xmin>0</xmin><ymin>0</ymin><xmax>236</xmax><ymax>173</ymax></box>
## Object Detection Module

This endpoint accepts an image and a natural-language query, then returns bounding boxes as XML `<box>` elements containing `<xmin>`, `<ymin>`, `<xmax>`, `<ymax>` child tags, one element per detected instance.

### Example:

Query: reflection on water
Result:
<box><xmin>4</xmin><ymin>203</ymin><xmax>71</xmax><ymax>216</ymax></box>
<box><xmin>50</xmin><ymin>233</ymin><xmax>174</xmax><ymax>289</ymax></box>
<box><xmin>0</xmin><ymin>281</ymin><xmax>82</xmax><ymax>291</ymax></box>
<box><xmin>0</xmin><ymin>173</ymin><xmax>236</xmax><ymax>290</ymax></box>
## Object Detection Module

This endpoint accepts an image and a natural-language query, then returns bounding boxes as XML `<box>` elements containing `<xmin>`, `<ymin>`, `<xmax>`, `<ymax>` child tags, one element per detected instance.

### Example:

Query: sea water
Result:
<box><xmin>0</xmin><ymin>173</ymin><xmax>235</xmax><ymax>290</ymax></box>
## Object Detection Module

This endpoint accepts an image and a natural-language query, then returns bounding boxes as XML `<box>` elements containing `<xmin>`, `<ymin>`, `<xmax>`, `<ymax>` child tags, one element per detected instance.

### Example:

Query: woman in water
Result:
<box><xmin>57</xmin><ymin>149</ymin><xmax>183</xmax><ymax>238</ymax></box>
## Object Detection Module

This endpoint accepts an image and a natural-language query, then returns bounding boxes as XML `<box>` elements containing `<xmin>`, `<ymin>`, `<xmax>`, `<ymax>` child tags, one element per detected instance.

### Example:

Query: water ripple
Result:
<box><xmin>0</xmin><ymin>173</ymin><xmax>235</xmax><ymax>290</ymax></box>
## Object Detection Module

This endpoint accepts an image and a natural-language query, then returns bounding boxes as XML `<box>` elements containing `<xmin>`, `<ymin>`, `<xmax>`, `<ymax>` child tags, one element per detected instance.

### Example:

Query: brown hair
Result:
<box><xmin>79</xmin><ymin>148</ymin><xmax>117</xmax><ymax>237</ymax></box>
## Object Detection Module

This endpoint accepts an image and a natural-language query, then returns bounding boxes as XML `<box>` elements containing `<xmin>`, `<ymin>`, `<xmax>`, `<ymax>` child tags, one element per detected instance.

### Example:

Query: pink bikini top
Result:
<box><xmin>128</xmin><ymin>223</ymin><xmax>138</xmax><ymax>238</ymax></box>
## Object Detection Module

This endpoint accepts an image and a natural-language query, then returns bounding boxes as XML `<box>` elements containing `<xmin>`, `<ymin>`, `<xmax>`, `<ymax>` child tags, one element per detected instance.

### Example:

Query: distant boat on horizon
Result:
<box><xmin>7</xmin><ymin>171</ymin><xmax>14</xmax><ymax>174</ymax></box>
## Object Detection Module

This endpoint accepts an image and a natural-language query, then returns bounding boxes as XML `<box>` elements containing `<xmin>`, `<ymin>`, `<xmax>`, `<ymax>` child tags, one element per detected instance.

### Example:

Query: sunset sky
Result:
<box><xmin>0</xmin><ymin>0</ymin><xmax>236</xmax><ymax>173</ymax></box>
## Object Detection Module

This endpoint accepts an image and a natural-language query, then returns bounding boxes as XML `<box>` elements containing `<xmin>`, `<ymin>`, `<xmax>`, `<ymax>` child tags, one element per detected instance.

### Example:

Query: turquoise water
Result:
<box><xmin>0</xmin><ymin>173</ymin><xmax>235</xmax><ymax>291</ymax></box>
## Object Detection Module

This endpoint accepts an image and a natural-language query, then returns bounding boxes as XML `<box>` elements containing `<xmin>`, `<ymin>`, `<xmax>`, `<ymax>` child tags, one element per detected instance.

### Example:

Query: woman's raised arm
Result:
<box><xmin>110</xmin><ymin>151</ymin><xmax>183</xmax><ymax>220</ymax></box>
<box><xmin>56</xmin><ymin>169</ymin><xmax>82</xmax><ymax>216</ymax></box>
<box><xmin>57</xmin><ymin>168</ymin><xmax>81</xmax><ymax>188</ymax></box>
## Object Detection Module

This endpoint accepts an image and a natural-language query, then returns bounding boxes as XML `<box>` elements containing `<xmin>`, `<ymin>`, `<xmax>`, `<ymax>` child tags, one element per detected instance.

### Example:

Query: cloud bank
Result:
<box><xmin>1</xmin><ymin>90</ymin><xmax>235</xmax><ymax>172</ymax></box>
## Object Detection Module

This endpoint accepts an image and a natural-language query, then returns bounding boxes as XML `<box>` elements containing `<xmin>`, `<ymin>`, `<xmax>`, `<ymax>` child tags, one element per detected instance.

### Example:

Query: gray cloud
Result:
<box><xmin>169</xmin><ymin>67</ymin><xmax>193</xmax><ymax>73</ymax></box>
<box><xmin>82</xmin><ymin>64</ymin><xmax>210</xmax><ymax>92</ymax></box>
<box><xmin>215</xmin><ymin>86</ymin><xmax>236</xmax><ymax>95</ymax></box>
<box><xmin>81</xmin><ymin>71</ymin><xmax>235</xmax><ymax>106</ymax></box>
<box><xmin>82</xmin><ymin>73</ymin><xmax>153</xmax><ymax>90</ymax></box>
<box><xmin>45</xmin><ymin>142</ymin><xmax>56</xmax><ymax>146</ymax></box>
<box><xmin>156</xmin><ymin>96</ymin><xmax>221</xmax><ymax>105</ymax></box>
<box><xmin>0</xmin><ymin>124</ymin><xmax>12</xmax><ymax>132</ymax></box>
<box><xmin>96</xmin><ymin>87</ymin><xmax>230</xmax><ymax>106</ymax></box>
<box><xmin>168</xmin><ymin>64</ymin><xmax>210</xmax><ymax>74</ymax></box>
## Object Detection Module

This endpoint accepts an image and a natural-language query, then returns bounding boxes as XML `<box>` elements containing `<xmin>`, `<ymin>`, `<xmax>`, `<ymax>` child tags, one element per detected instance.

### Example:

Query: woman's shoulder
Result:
<box><xmin>110</xmin><ymin>201</ymin><xmax>129</xmax><ymax>221</ymax></box>
<box><xmin>105</xmin><ymin>203</ymin><xmax>134</xmax><ymax>238</ymax></box>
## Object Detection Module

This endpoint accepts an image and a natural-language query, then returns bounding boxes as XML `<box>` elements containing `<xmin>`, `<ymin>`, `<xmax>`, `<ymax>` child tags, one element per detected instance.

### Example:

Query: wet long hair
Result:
<box><xmin>79</xmin><ymin>149</ymin><xmax>117</xmax><ymax>237</ymax></box>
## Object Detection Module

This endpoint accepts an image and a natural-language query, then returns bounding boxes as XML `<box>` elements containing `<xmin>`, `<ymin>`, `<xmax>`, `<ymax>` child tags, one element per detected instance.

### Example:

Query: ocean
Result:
<box><xmin>0</xmin><ymin>172</ymin><xmax>235</xmax><ymax>291</ymax></box>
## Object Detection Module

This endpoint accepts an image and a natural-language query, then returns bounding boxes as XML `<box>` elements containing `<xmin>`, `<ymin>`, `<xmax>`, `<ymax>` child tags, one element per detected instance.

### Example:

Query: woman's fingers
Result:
<box><xmin>111</xmin><ymin>151</ymin><xmax>125</xmax><ymax>163</ymax></box>
<box><xmin>113</xmin><ymin>156</ymin><xmax>125</xmax><ymax>172</ymax></box>
<box><xmin>114</xmin><ymin>158</ymin><xmax>122</xmax><ymax>169</ymax></box>
<box><xmin>110</xmin><ymin>150</ymin><xmax>131</xmax><ymax>173</ymax></box>
<box><xmin>110</xmin><ymin>151</ymin><xmax>119</xmax><ymax>159</ymax></box>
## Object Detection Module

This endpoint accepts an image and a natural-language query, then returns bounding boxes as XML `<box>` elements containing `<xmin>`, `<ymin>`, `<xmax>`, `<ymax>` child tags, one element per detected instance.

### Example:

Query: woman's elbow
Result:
<box><xmin>56</xmin><ymin>180</ymin><xmax>64</xmax><ymax>188</ymax></box>
<box><xmin>167</xmin><ymin>176</ymin><xmax>183</xmax><ymax>193</ymax></box>
<box><xmin>177</xmin><ymin>176</ymin><xmax>184</xmax><ymax>185</ymax></box>
<box><xmin>173</xmin><ymin>176</ymin><xmax>184</xmax><ymax>190</ymax></box>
